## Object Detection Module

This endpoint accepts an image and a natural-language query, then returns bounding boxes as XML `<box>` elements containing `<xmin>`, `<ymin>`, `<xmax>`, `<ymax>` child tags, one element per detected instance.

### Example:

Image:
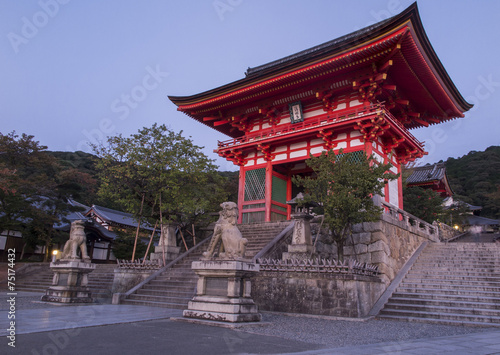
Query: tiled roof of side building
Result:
<box><xmin>89</xmin><ymin>204</ymin><xmax>155</xmax><ymax>231</ymax></box>
<box><xmin>406</xmin><ymin>163</ymin><xmax>446</xmax><ymax>184</ymax></box>
<box><xmin>466</xmin><ymin>215</ymin><xmax>500</xmax><ymax>226</ymax></box>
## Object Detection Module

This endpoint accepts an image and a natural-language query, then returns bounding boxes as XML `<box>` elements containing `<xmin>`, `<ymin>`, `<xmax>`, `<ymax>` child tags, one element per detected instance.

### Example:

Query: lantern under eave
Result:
<box><xmin>169</xmin><ymin>3</ymin><xmax>471</xmax><ymax>224</ymax></box>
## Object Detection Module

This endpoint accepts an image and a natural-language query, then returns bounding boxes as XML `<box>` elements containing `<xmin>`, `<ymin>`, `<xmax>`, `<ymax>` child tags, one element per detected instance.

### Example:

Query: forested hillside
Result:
<box><xmin>445</xmin><ymin>146</ymin><xmax>500</xmax><ymax>219</ymax></box>
<box><xmin>48</xmin><ymin>151</ymin><xmax>239</xmax><ymax>211</ymax></box>
<box><xmin>47</xmin><ymin>146</ymin><xmax>500</xmax><ymax>220</ymax></box>
<box><xmin>47</xmin><ymin>151</ymin><xmax>99</xmax><ymax>206</ymax></box>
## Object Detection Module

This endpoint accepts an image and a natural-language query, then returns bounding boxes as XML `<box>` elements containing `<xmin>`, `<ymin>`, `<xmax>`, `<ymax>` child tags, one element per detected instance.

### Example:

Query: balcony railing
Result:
<box><xmin>217</xmin><ymin>103</ymin><xmax>423</xmax><ymax>151</ymax></box>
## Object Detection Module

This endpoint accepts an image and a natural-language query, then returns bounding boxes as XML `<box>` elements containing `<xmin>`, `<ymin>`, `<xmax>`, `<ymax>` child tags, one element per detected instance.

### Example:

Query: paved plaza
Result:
<box><xmin>1</xmin><ymin>291</ymin><xmax>500</xmax><ymax>354</ymax></box>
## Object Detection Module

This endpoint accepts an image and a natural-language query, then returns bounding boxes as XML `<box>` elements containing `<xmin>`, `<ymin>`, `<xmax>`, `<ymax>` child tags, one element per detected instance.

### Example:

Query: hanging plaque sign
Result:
<box><xmin>288</xmin><ymin>101</ymin><xmax>304</xmax><ymax>124</ymax></box>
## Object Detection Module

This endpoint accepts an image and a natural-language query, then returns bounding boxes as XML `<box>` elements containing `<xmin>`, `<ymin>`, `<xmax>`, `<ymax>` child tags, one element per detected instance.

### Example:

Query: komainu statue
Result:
<box><xmin>203</xmin><ymin>202</ymin><xmax>248</xmax><ymax>260</ymax></box>
<box><xmin>61</xmin><ymin>220</ymin><xmax>90</xmax><ymax>261</ymax></box>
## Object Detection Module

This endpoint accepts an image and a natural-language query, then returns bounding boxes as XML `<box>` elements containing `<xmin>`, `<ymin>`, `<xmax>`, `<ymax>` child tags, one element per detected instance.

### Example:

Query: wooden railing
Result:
<box><xmin>216</xmin><ymin>103</ymin><xmax>423</xmax><ymax>150</ymax></box>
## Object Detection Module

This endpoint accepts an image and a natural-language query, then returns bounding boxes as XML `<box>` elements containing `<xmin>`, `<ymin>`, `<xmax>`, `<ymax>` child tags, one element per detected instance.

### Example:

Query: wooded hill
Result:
<box><xmin>47</xmin><ymin>145</ymin><xmax>500</xmax><ymax>220</ymax></box>
<box><xmin>444</xmin><ymin>145</ymin><xmax>500</xmax><ymax>219</ymax></box>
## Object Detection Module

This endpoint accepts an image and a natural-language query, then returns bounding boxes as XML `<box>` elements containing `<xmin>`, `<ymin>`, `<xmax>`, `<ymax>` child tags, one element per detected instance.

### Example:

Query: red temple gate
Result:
<box><xmin>169</xmin><ymin>4</ymin><xmax>471</xmax><ymax>223</ymax></box>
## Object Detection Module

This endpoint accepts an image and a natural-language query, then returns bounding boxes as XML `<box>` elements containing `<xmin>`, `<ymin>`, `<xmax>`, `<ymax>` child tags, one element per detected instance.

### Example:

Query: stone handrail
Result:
<box><xmin>377</xmin><ymin>198</ymin><xmax>439</xmax><ymax>240</ymax></box>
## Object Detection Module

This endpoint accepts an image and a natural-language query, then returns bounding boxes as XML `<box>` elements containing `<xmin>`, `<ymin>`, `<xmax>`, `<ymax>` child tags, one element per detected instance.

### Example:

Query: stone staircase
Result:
<box><xmin>121</xmin><ymin>221</ymin><xmax>291</xmax><ymax>309</ymax></box>
<box><xmin>16</xmin><ymin>263</ymin><xmax>116</xmax><ymax>301</ymax></box>
<box><xmin>379</xmin><ymin>242</ymin><xmax>500</xmax><ymax>326</ymax></box>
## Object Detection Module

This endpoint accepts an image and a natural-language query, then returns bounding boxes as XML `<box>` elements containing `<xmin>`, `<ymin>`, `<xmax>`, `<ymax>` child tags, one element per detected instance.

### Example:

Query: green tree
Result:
<box><xmin>292</xmin><ymin>149</ymin><xmax>398</xmax><ymax>261</ymax></box>
<box><xmin>402</xmin><ymin>186</ymin><xmax>444</xmax><ymax>224</ymax></box>
<box><xmin>92</xmin><ymin>124</ymin><xmax>229</xmax><ymax>258</ymax></box>
<box><xmin>111</xmin><ymin>230</ymin><xmax>148</xmax><ymax>260</ymax></box>
<box><xmin>0</xmin><ymin>132</ymin><xmax>83</xmax><ymax>261</ymax></box>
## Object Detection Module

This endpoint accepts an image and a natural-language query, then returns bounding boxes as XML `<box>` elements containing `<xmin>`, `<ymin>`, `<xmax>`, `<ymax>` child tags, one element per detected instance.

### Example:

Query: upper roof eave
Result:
<box><xmin>168</xmin><ymin>2</ymin><xmax>472</xmax><ymax>114</ymax></box>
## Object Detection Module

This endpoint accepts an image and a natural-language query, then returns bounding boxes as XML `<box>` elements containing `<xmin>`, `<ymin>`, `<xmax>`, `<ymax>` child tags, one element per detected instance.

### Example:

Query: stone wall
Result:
<box><xmin>345</xmin><ymin>213</ymin><xmax>439</xmax><ymax>285</ymax></box>
<box><xmin>252</xmin><ymin>272</ymin><xmax>384</xmax><ymax>318</ymax></box>
<box><xmin>111</xmin><ymin>269</ymin><xmax>156</xmax><ymax>294</ymax></box>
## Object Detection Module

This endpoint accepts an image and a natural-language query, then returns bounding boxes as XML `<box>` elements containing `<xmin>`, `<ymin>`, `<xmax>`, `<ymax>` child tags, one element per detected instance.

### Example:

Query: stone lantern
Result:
<box><xmin>282</xmin><ymin>193</ymin><xmax>316</xmax><ymax>260</ymax></box>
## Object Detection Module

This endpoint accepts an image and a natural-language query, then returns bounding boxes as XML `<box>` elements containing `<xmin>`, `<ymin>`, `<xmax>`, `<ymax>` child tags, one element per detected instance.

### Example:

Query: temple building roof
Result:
<box><xmin>169</xmin><ymin>2</ymin><xmax>472</xmax><ymax>138</ymax></box>
<box><xmin>85</xmin><ymin>204</ymin><xmax>155</xmax><ymax>231</ymax></box>
<box><xmin>406</xmin><ymin>163</ymin><xmax>454</xmax><ymax>197</ymax></box>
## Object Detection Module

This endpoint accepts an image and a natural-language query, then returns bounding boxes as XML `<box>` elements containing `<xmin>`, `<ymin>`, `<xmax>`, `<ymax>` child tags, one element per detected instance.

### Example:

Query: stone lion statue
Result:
<box><xmin>202</xmin><ymin>202</ymin><xmax>248</xmax><ymax>260</ymax></box>
<box><xmin>61</xmin><ymin>220</ymin><xmax>90</xmax><ymax>261</ymax></box>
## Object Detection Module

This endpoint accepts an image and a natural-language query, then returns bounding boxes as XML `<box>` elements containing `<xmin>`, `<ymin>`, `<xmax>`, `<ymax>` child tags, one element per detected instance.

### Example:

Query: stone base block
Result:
<box><xmin>42</xmin><ymin>259</ymin><xmax>96</xmax><ymax>303</ymax></box>
<box><xmin>183</xmin><ymin>310</ymin><xmax>262</xmax><ymax>323</ymax></box>
<box><xmin>150</xmin><ymin>246</ymin><xmax>181</xmax><ymax>262</ymax></box>
<box><xmin>184</xmin><ymin>259</ymin><xmax>261</xmax><ymax>323</ymax></box>
<box><xmin>41</xmin><ymin>286</ymin><xmax>93</xmax><ymax>303</ymax></box>
<box><xmin>187</xmin><ymin>299</ymin><xmax>259</xmax><ymax>314</ymax></box>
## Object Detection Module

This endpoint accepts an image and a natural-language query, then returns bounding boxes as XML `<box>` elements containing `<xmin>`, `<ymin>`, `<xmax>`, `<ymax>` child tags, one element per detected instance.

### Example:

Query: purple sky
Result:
<box><xmin>1</xmin><ymin>0</ymin><xmax>499</xmax><ymax>171</ymax></box>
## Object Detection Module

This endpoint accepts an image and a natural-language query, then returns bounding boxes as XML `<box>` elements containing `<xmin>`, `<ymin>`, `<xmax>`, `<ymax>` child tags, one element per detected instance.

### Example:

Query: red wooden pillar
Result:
<box><xmin>286</xmin><ymin>172</ymin><xmax>293</xmax><ymax>220</ymax></box>
<box><xmin>397</xmin><ymin>165</ymin><xmax>404</xmax><ymax>210</ymax></box>
<box><xmin>265</xmin><ymin>160</ymin><xmax>273</xmax><ymax>222</ymax></box>
<box><xmin>238</xmin><ymin>166</ymin><xmax>245</xmax><ymax>224</ymax></box>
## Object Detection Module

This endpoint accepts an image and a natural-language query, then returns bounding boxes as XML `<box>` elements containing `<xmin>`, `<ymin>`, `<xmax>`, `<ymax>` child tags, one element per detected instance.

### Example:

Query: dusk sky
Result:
<box><xmin>1</xmin><ymin>0</ymin><xmax>499</xmax><ymax>171</ymax></box>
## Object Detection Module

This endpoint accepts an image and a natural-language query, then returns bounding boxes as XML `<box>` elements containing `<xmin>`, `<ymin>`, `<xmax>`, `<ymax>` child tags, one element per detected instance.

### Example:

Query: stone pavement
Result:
<box><xmin>285</xmin><ymin>331</ymin><xmax>500</xmax><ymax>355</ymax></box>
<box><xmin>2</xmin><ymin>291</ymin><xmax>500</xmax><ymax>354</ymax></box>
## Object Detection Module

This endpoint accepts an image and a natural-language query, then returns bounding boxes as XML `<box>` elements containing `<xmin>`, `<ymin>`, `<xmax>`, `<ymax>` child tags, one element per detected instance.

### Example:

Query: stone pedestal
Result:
<box><xmin>282</xmin><ymin>212</ymin><xmax>315</xmax><ymax>260</ymax></box>
<box><xmin>150</xmin><ymin>224</ymin><xmax>181</xmax><ymax>263</ymax></box>
<box><xmin>41</xmin><ymin>260</ymin><xmax>96</xmax><ymax>303</ymax></box>
<box><xmin>183</xmin><ymin>260</ymin><xmax>261</xmax><ymax>323</ymax></box>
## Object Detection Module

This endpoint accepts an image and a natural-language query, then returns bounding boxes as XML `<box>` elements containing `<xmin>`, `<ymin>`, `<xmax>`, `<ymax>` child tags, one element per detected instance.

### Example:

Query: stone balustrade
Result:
<box><xmin>116</xmin><ymin>259</ymin><xmax>162</xmax><ymax>270</ymax></box>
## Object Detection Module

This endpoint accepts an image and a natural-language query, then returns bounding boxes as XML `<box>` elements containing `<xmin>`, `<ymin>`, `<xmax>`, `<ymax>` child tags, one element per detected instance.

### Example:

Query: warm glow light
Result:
<box><xmin>453</xmin><ymin>225</ymin><xmax>459</xmax><ymax>230</ymax></box>
<box><xmin>52</xmin><ymin>250</ymin><xmax>58</xmax><ymax>255</ymax></box>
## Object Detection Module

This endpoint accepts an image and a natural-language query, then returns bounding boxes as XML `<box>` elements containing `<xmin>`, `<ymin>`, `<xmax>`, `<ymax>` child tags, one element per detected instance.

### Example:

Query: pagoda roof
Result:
<box><xmin>406</xmin><ymin>162</ymin><xmax>454</xmax><ymax>197</ymax></box>
<box><xmin>169</xmin><ymin>2</ymin><xmax>471</xmax><ymax>138</ymax></box>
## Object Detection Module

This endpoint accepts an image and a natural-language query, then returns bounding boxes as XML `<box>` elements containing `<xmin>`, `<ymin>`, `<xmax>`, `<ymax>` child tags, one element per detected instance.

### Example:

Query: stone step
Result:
<box><xmin>155</xmin><ymin>272</ymin><xmax>196</xmax><ymax>280</ymax></box>
<box><xmin>409</xmin><ymin>267</ymin><xmax>500</xmax><ymax>274</ymax></box>
<box><xmin>141</xmin><ymin>284</ymin><xmax>196</xmax><ymax>292</ymax></box>
<box><xmin>120</xmin><ymin>298</ymin><xmax>187</xmax><ymax>309</ymax></box>
<box><xmin>416</xmin><ymin>256</ymin><xmax>500</xmax><ymax>263</ymax></box>
<box><xmin>396</xmin><ymin>284</ymin><xmax>500</xmax><ymax>298</ymax></box>
<box><xmin>377</xmin><ymin>314</ymin><xmax>500</xmax><ymax>327</ymax></box>
<box><xmin>126</xmin><ymin>293</ymin><xmax>192</xmax><ymax>305</ymax></box>
<box><xmin>391</xmin><ymin>291</ymin><xmax>500</xmax><ymax>304</ymax></box>
<box><xmin>404</xmin><ymin>274</ymin><xmax>500</xmax><ymax>283</ymax></box>
<box><xmin>398</xmin><ymin>283</ymin><xmax>500</xmax><ymax>294</ymax></box>
<box><xmin>388</xmin><ymin>296</ymin><xmax>500</xmax><ymax>309</ymax></box>
<box><xmin>135</xmin><ymin>289</ymin><xmax>195</xmax><ymax>298</ymax></box>
<box><xmin>384</xmin><ymin>302</ymin><xmax>500</xmax><ymax>316</ymax></box>
<box><xmin>379</xmin><ymin>308</ymin><xmax>500</xmax><ymax>324</ymax></box>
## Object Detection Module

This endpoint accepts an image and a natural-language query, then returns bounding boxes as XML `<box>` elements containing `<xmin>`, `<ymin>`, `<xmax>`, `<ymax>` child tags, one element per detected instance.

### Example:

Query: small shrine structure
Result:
<box><xmin>169</xmin><ymin>3</ymin><xmax>471</xmax><ymax>224</ymax></box>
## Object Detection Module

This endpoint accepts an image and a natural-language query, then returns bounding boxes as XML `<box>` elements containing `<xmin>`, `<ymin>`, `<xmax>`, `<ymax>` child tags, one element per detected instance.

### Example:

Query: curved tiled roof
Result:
<box><xmin>169</xmin><ymin>2</ymin><xmax>472</xmax><ymax>136</ymax></box>
<box><xmin>87</xmin><ymin>204</ymin><xmax>155</xmax><ymax>231</ymax></box>
<box><xmin>406</xmin><ymin>163</ymin><xmax>446</xmax><ymax>184</ymax></box>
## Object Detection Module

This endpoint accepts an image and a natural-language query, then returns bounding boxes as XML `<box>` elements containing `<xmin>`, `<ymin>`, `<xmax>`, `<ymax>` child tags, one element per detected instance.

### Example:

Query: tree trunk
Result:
<box><xmin>20</xmin><ymin>242</ymin><xmax>27</xmax><ymax>260</ymax></box>
<box><xmin>131</xmin><ymin>193</ymin><xmax>145</xmax><ymax>262</ymax></box>
<box><xmin>336</xmin><ymin>238</ymin><xmax>344</xmax><ymax>262</ymax></box>
<box><xmin>43</xmin><ymin>238</ymin><xmax>50</xmax><ymax>262</ymax></box>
